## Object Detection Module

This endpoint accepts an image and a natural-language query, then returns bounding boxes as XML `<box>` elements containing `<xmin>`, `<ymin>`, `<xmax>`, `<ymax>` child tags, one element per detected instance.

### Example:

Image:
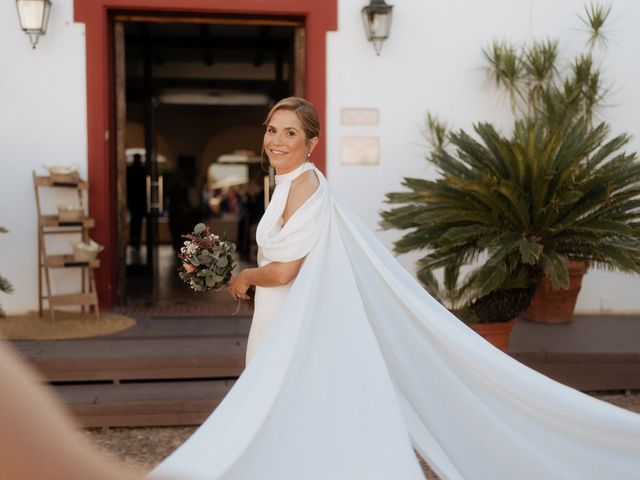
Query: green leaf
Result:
<box><xmin>194</xmin><ymin>223</ymin><xmax>207</xmax><ymax>235</ymax></box>
<box><xmin>198</xmin><ymin>253</ymin><xmax>211</xmax><ymax>265</ymax></box>
<box><xmin>517</xmin><ymin>238</ymin><xmax>544</xmax><ymax>265</ymax></box>
<box><xmin>539</xmin><ymin>252</ymin><xmax>569</xmax><ymax>289</ymax></box>
<box><xmin>443</xmin><ymin>263</ymin><xmax>461</xmax><ymax>295</ymax></box>
<box><xmin>0</xmin><ymin>274</ymin><xmax>13</xmax><ymax>294</ymax></box>
<box><xmin>217</xmin><ymin>257</ymin><xmax>229</xmax><ymax>268</ymax></box>
<box><xmin>478</xmin><ymin>231</ymin><xmax>520</xmax><ymax>249</ymax></box>
<box><xmin>472</xmin><ymin>262</ymin><xmax>509</xmax><ymax>297</ymax></box>
<box><xmin>212</xmin><ymin>274</ymin><xmax>224</xmax><ymax>283</ymax></box>
<box><xmin>417</xmin><ymin>268</ymin><xmax>441</xmax><ymax>299</ymax></box>
<box><xmin>442</xmin><ymin>225</ymin><xmax>488</xmax><ymax>244</ymax></box>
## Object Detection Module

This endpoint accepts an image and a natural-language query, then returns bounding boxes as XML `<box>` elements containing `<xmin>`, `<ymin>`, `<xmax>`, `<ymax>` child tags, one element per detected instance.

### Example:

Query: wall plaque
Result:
<box><xmin>340</xmin><ymin>108</ymin><xmax>379</xmax><ymax>126</ymax></box>
<box><xmin>340</xmin><ymin>136</ymin><xmax>380</xmax><ymax>165</ymax></box>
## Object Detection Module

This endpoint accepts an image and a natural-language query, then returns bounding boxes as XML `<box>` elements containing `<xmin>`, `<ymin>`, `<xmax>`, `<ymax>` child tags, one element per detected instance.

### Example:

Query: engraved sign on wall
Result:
<box><xmin>340</xmin><ymin>136</ymin><xmax>380</xmax><ymax>165</ymax></box>
<box><xmin>340</xmin><ymin>108</ymin><xmax>379</xmax><ymax>126</ymax></box>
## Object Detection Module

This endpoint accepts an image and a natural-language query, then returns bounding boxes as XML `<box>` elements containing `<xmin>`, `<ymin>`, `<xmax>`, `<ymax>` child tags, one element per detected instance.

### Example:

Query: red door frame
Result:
<box><xmin>74</xmin><ymin>0</ymin><xmax>337</xmax><ymax>307</ymax></box>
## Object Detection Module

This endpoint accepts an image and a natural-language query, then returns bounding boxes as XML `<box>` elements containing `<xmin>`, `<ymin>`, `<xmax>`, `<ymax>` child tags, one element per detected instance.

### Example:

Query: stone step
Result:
<box><xmin>54</xmin><ymin>379</ymin><xmax>235</xmax><ymax>427</ymax></box>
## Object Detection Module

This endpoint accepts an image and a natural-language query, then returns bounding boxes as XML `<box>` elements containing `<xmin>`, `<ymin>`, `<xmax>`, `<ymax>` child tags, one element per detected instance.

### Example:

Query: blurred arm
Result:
<box><xmin>0</xmin><ymin>341</ymin><xmax>144</xmax><ymax>480</ymax></box>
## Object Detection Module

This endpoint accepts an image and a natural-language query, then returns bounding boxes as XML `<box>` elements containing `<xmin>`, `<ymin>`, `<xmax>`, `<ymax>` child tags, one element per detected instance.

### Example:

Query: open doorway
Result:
<box><xmin>113</xmin><ymin>16</ymin><xmax>302</xmax><ymax>308</ymax></box>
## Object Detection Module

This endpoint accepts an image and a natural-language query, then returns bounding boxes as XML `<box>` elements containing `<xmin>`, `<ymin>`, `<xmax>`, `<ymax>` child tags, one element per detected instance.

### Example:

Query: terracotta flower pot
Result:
<box><xmin>522</xmin><ymin>260</ymin><xmax>588</xmax><ymax>324</ymax></box>
<box><xmin>472</xmin><ymin>319</ymin><xmax>516</xmax><ymax>352</ymax></box>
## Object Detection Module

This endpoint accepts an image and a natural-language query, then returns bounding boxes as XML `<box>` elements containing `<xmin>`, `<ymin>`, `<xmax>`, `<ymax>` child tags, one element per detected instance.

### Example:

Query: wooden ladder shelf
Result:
<box><xmin>33</xmin><ymin>172</ymin><xmax>100</xmax><ymax>321</ymax></box>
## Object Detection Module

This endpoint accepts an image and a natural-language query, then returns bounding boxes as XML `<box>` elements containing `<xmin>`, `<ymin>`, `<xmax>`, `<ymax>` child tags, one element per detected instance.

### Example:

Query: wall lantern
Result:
<box><xmin>361</xmin><ymin>0</ymin><xmax>393</xmax><ymax>56</ymax></box>
<box><xmin>16</xmin><ymin>0</ymin><xmax>52</xmax><ymax>49</ymax></box>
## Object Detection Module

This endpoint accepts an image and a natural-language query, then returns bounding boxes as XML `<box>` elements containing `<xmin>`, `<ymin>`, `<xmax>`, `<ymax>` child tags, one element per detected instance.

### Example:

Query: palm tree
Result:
<box><xmin>483</xmin><ymin>3</ymin><xmax>611</xmax><ymax>127</ymax></box>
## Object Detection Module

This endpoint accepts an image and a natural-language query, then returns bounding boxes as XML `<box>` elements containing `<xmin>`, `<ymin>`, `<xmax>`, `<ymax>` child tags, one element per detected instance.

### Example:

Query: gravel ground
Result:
<box><xmin>84</xmin><ymin>391</ymin><xmax>640</xmax><ymax>479</ymax></box>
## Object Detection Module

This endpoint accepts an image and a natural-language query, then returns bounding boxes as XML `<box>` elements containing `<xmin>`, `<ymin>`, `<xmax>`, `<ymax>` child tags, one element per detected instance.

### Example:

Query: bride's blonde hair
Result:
<box><xmin>263</xmin><ymin>97</ymin><xmax>321</xmax><ymax>143</ymax></box>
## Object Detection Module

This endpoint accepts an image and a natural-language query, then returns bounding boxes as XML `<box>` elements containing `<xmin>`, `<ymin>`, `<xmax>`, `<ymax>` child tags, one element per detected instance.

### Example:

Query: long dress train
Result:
<box><xmin>150</xmin><ymin>162</ymin><xmax>640</xmax><ymax>480</ymax></box>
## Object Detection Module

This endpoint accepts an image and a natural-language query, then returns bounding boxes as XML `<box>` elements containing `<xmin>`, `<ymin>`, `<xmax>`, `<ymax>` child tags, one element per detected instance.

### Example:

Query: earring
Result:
<box><xmin>307</xmin><ymin>153</ymin><xmax>311</xmax><ymax>158</ymax></box>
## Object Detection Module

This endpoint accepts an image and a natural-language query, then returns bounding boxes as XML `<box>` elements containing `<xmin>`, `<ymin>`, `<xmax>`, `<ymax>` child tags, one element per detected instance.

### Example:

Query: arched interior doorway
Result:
<box><xmin>74</xmin><ymin>0</ymin><xmax>337</xmax><ymax>308</ymax></box>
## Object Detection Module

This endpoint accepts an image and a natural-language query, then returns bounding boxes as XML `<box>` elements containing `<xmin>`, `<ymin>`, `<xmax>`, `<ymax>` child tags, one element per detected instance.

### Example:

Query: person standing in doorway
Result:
<box><xmin>127</xmin><ymin>153</ymin><xmax>147</xmax><ymax>248</ymax></box>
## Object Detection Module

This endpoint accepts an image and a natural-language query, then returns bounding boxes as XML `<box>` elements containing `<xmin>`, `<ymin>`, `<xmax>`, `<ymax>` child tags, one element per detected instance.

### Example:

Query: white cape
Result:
<box><xmin>150</xmin><ymin>163</ymin><xmax>640</xmax><ymax>480</ymax></box>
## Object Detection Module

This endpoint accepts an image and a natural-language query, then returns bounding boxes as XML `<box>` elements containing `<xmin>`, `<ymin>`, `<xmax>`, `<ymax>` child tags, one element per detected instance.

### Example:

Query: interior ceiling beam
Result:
<box><xmin>124</xmin><ymin>35</ymin><xmax>290</xmax><ymax>50</ymax></box>
<box><xmin>114</xmin><ymin>14</ymin><xmax>303</xmax><ymax>27</ymax></box>
<box><xmin>125</xmin><ymin>85</ymin><xmax>290</xmax><ymax>104</ymax></box>
<box><xmin>126</xmin><ymin>77</ymin><xmax>287</xmax><ymax>90</ymax></box>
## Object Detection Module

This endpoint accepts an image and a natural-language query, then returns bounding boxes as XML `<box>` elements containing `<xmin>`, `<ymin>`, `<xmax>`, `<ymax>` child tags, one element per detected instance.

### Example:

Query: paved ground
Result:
<box><xmin>84</xmin><ymin>391</ymin><xmax>640</xmax><ymax>479</ymax></box>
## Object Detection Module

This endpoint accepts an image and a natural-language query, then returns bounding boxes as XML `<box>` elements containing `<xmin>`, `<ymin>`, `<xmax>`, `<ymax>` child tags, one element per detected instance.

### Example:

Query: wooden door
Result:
<box><xmin>293</xmin><ymin>26</ymin><xmax>306</xmax><ymax>97</ymax></box>
<box><xmin>114</xmin><ymin>20</ymin><xmax>127</xmax><ymax>304</ymax></box>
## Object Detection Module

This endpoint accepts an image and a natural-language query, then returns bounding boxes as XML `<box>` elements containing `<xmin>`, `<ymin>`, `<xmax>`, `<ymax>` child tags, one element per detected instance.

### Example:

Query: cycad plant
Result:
<box><xmin>0</xmin><ymin>227</ymin><xmax>14</xmax><ymax>317</ymax></box>
<box><xmin>381</xmin><ymin>4</ymin><xmax>640</xmax><ymax>323</ymax></box>
<box><xmin>381</xmin><ymin>117</ymin><xmax>640</xmax><ymax>323</ymax></box>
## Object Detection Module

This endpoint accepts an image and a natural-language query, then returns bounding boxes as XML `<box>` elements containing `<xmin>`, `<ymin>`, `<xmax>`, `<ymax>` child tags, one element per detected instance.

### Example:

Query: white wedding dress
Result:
<box><xmin>150</xmin><ymin>162</ymin><xmax>640</xmax><ymax>480</ymax></box>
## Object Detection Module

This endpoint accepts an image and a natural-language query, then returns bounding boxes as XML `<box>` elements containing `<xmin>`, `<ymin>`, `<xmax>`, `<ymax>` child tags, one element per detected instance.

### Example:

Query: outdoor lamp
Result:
<box><xmin>16</xmin><ymin>0</ymin><xmax>52</xmax><ymax>49</ymax></box>
<box><xmin>361</xmin><ymin>0</ymin><xmax>393</xmax><ymax>56</ymax></box>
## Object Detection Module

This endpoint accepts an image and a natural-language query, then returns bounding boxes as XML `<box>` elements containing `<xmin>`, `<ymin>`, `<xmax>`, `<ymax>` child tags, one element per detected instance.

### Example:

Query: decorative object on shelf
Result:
<box><xmin>71</xmin><ymin>239</ymin><xmax>104</xmax><ymax>263</ymax></box>
<box><xmin>57</xmin><ymin>204</ymin><xmax>84</xmax><ymax>223</ymax></box>
<box><xmin>44</xmin><ymin>164</ymin><xmax>79</xmax><ymax>184</ymax></box>
<box><xmin>15</xmin><ymin>0</ymin><xmax>52</xmax><ymax>49</ymax></box>
<box><xmin>361</xmin><ymin>0</ymin><xmax>393</xmax><ymax>56</ymax></box>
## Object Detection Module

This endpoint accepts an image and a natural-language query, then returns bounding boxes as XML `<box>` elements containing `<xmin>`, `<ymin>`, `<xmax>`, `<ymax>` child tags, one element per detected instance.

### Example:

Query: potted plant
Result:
<box><xmin>0</xmin><ymin>227</ymin><xmax>14</xmax><ymax>318</ymax></box>
<box><xmin>381</xmin><ymin>4</ymin><xmax>640</xmax><ymax>345</ymax></box>
<box><xmin>385</xmin><ymin>107</ymin><xmax>640</xmax><ymax>345</ymax></box>
<box><xmin>416</xmin><ymin>258</ymin><xmax>529</xmax><ymax>352</ymax></box>
<box><xmin>479</xmin><ymin>3</ymin><xmax>613</xmax><ymax>322</ymax></box>
<box><xmin>382</xmin><ymin>113</ymin><xmax>640</xmax><ymax>348</ymax></box>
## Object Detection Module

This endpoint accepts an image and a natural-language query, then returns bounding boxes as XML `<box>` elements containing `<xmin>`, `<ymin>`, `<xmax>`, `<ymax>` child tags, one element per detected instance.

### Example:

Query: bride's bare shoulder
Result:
<box><xmin>283</xmin><ymin>170</ymin><xmax>320</xmax><ymax>223</ymax></box>
<box><xmin>296</xmin><ymin>169</ymin><xmax>320</xmax><ymax>191</ymax></box>
<box><xmin>292</xmin><ymin>169</ymin><xmax>319</xmax><ymax>200</ymax></box>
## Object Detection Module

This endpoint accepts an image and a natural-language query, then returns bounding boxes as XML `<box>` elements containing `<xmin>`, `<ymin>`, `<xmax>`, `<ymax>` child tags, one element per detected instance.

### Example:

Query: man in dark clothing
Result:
<box><xmin>126</xmin><ymin>153</ymin><xmax>147</xmax><ymax>248</ymax></box>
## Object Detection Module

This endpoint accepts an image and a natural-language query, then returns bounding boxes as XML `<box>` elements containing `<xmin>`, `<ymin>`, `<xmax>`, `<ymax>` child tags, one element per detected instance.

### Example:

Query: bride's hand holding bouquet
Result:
<box><xmin>227</xmin><ymin>270</ymin><xmax>253</xmax><ymax>302</ymax></box>
<box><xmin>178</xmin><ymin>223</ymin><xmax>254</xmax><ymax>312</ymax></box>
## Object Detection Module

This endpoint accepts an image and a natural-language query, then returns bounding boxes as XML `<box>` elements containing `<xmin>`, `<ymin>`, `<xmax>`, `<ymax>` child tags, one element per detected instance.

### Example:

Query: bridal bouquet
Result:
<box><xmin>178</xmin><ymin>223</ymin><xmax>254</xmax><ymax>309</ymax></box>
<box><xmin>178</xmin><ymin>223</ymin><xmax>236</xmax><ymax>292</ymax></box>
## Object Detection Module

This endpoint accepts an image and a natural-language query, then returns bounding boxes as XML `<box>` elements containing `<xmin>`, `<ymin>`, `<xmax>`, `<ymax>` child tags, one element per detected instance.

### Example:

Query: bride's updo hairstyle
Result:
<box><xmin>264</xmin><ymin>97</ymin><xmax>321</xmax><ymax>144</ymax></box>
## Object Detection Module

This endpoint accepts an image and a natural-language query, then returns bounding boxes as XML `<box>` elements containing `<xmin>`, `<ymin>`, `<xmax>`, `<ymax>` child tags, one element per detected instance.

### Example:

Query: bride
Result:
<box><xmin>150</xmin><ymin>97</ymin><xmax>640</xmax><ymax>480</ymax></box>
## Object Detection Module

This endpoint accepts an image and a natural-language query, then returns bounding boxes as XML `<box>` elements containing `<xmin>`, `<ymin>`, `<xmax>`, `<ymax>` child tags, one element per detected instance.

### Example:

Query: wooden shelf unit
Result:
<box><xmin>33</xmin><ymin>172</ymin><xmax>100</xmax><ymax>321</ymax></box>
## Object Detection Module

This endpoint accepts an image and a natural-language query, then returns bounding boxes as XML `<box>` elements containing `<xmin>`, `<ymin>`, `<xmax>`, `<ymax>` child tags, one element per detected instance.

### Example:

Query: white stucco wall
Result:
<box><xmin>327</xmin><ymin>0</ymin><xmax>640</xmax><ymax>314</ymax></box>
<box><xmin>1</xmin><ymin>0</ymin><xmax>640</xmax><ymax>314</ymax></box>
<box><xmin>0</xmin><ymin>1</ymin><xmax>87</xmax><ymax>314</ymax></box>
